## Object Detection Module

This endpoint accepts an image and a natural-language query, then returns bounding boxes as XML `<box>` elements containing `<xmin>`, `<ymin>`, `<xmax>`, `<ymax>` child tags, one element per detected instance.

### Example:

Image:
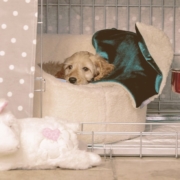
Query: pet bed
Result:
<box><xmin>34</xmin><ymin>22</ymin><xmax>173</xmax><ymax>144</ymax></box>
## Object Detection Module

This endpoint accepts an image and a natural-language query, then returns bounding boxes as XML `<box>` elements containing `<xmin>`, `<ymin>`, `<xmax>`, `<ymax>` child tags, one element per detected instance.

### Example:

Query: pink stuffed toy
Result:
<box><xmin>0</xmin><ymin>99</ymin><xmax>101</xmax><ymax>170</ymax></box>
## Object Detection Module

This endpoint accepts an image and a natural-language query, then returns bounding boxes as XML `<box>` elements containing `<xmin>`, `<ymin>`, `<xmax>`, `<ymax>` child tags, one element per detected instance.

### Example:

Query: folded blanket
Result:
<box><xmin>92</xmin><ymin>23</ymin><xmax>163</xmax><ymax>108</ymax></box>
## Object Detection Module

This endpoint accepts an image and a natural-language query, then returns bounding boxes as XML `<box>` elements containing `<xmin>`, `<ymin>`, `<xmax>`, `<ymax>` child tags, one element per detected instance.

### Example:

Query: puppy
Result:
<box><xmin>55</xmin><ymin>51</ymin><xmax>114</xmax><ymax>85</ymax></box>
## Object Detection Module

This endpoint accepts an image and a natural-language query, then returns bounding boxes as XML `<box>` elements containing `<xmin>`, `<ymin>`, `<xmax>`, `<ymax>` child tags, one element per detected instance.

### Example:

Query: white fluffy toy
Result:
<box><xmin>0</xmin><ymin>99</ymin><xmax>101</xmax><ymax>170</ymax></box>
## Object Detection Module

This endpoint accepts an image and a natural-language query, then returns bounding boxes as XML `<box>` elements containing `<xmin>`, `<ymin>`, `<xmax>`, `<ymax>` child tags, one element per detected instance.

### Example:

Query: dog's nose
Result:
<box><xmin>69</xmin><ymin>77</ymin><xmax>77</xmax><ymax>84</ymax></box>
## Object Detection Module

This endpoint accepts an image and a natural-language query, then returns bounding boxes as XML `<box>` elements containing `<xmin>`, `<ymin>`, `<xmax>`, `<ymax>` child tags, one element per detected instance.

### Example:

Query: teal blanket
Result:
<box><xmin>92</xmin><ymin>24</ymin><xmax>162</xmax><ymax>108</ymax></box>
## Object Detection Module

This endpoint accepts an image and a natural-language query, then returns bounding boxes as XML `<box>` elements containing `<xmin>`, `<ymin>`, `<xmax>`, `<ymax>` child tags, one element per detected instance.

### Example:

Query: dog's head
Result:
<box><xmin>56</xmin><ymin>51</ymin><xmax>114</xmax><ymax>85</ymax></box>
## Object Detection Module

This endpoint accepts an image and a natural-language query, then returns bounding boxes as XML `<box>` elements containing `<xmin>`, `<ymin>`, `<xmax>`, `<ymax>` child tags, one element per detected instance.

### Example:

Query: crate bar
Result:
<box><xmin>34</xmin><ymin>77</ymin><xmax>46</xmax><ymax>92</ymax></box>
<box><xmin>57</xmin><ymin>0</ymin><xmax>59</xmax><ymax>33</ymax></box>
<box><xmin>140</xmin><ymin>132</ymin><xmax>143</xmax><ymax>158</ymax></box>
<box><xmin>90</xmin><ymin>144</ymin><xmax>179</xmax><ymax>148</ymax></box>
<box><xmin>173</xmin><ymin>0</ymin><xmax>176</xmax><ymax>52</ymax></box>
<box><xmin>127</xmin><ymin>0</ymin><xmax>130</xmax><ymax>31</ymax></box>
<box><xmin>175</xmin><ymin>132</ymin><xmax>179</xmax><ymax>158</ymax></box>
<box><xmin>103</xmin><ymin>144</ymin><xmax>107</xmax><ymax>160</ymax></box>
<box><xmin>39</xmin><ymin>0</ymin><xmax>43</xmax><ymax>75</ymax></box>
<box><xmin>157</xmin><ymin>99</ymin><xmax>161</xmax><ymax>114</ymax></box>
<box><xmin>149</xmin><ymin>100</ymin><xmax>180</xmax><ymax>103</ymax></box>
<box><xmin>150</xmin><ymin>0</ymin><xmax>152</xmax><ymax>25</ymax></box>
<box><xmin>147</xmin><ymin>110</ymin><xmax>180</xmax><ymax>114</ymax></box>
<box><xmin>46</xmin><ymin>0</ymin><xmax>48</xmax><ymax>33</ymax></box>
<box><xmin>87</xmin><ymin>150</ymin><xmax>180</xmax><ymax>157</ymax></box>
<box><xmin>91</xmin><ymin>131</ymin><xmax>94</xmax><ymax>152</ymax></box>
<box><xmin>80</xmin><ymin>0</ymin><xmax>83</xmax><ymax>34</ymax></box>
<box><xmin>109</xmin><ymin>147</ymin><xmax>118</xmax><ymax>180</ymax></box>
<box><xmin>157</xmin><ymin>96</ymin><xmax>161</xmax><ymax>114</ymax></box>
<box><xmin>146</xmin><ymin>115</ymin><xmax>180</xmax><ymax>120</ymax></box>
<box><xmin>115</xmin><ymin>0</ymin><xmax>118</xmax><ymax>29</ymax></box>
<box><xmin>104</xmin><ymin>0</ymin><xmax>106</xmax><ymax>29</ymax></box>
<box><xmin>92</xmin><ymin>0</ymin><xmax>95</xmax><ymax>33</ymax></box>
<box><xmin>139</xmin><ymin>0</ymin><xmax>141</xmax><ymax>22</ymax></box>
<box><xmin>88</xmin><ymin>146</ymin><xmax>180</xmax><ymax>153</ymax></box>
<box><xmin>69</xmin><ymin>0</ymin><xmax>71</xmax><ymax>33</ymax></box>
<box><xmin>158</xmin><ymin>95</ymin><xmax>161</xmax><ymax>114</ymax></box>
<box><xmin>79</xmin><ymin>131</ymin><xmax>179</xmax><ymax>136</ymax></box>
<box><xmin>157</xmin><ymin>1</ymin><xmax>164</xmax><ymax>114</ymax></box>
<box><xmin>39</xmin><ymin>0</ymin><xmax>44</xmax><ymax>117</ymax></box>
<box><xmin>39</xmin><ymin>4</ymin><xmax>180</xmax><ymax>8</ymax></box>
<box><xmin>78</xmin><ymin>131</ymin><xmax>178</xmax><ymax>136</ymax></box>
<box><xmin>170</xmin><ymin>0</ymin><xmax>176</xmax><ymax>101</ymax></box>
<box><xmin>162</xmin><ymin>0</ymin><xmax>165</xmax><ymax>30</ymax></box>
<box><xmin>80</xmin><ymin>122</ymin><xmax>180</xmax><ymax>125</ymax></box>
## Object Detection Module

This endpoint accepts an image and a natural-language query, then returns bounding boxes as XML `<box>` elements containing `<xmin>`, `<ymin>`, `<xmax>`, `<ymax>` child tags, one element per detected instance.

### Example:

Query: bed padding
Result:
<box><xmin>34</xmin><ymin>22</ymin><xmax>173</xmax><ymax>144</ymax></box>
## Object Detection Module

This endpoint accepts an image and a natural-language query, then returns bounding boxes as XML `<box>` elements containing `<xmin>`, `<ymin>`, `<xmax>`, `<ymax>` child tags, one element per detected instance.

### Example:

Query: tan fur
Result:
<box><xmin>40</xmin><ymin>62</ymin><xmax>64</xmax><ymax>78</ymax></box>
<box><xmin>41</xmin><ymin>51</ymin><xmax>114</xmax><ymax>85</ymax></box>
<box><xmin>55</xmin><ymin>51</ymin><xmax>114</xmax><ymax>85</ymax></box>
<box><xmin>62</xmin><ymin>51</ymin><xmax>97</xmax><ymax>84</ymax></box>
<box><xmin>64</xmin><ymin>51</ymin><xmax>114</xmax><ymax>85</ymax></box>
<box><xmin>89</xmin><ymin>55</ymin><xmax>114</xmax><ymax>81</ymax></box>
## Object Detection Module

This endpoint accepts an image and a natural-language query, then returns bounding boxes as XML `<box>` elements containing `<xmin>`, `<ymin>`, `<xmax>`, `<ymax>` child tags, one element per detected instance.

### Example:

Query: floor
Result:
<box><xmin>1</xmin><ymin>157</ymin><xmax>180</xmax><ymax>180</ymax></box>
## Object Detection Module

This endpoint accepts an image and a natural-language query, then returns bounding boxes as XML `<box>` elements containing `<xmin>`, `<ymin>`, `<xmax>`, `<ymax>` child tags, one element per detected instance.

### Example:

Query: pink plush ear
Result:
<box><xmin>0</xmin><ymin>99</ymin><xmax>8</xmax><ymax>113</ymax></box>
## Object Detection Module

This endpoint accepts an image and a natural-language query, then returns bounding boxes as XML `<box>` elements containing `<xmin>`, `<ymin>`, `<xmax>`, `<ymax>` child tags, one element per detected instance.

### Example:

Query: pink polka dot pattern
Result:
<box><xmin>0</xmin><ymin>1</ymin><xmax>37</xmax><ymax>118</ymax></box>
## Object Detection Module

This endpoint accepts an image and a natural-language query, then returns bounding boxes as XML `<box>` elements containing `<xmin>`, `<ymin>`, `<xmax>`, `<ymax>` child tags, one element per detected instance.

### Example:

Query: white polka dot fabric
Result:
<box><xmin>0</xmin><ymin>0</ymin><xmax>37</xmax><ymax>118</ymax></box>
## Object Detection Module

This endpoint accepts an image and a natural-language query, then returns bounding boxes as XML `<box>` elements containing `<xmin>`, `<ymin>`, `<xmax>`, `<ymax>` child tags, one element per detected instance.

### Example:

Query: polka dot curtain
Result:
<box><xmin>0</xmin><ymin>0</ymin><xmax>37</xmax><ymax>118</ymax></box>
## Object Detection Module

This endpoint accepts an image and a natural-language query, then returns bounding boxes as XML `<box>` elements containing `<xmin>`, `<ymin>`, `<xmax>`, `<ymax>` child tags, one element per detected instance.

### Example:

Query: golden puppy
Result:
<box><xmin>55</xmin><ymin>51</ymin><xmax>114</xmax><ymax>85</ymax></box>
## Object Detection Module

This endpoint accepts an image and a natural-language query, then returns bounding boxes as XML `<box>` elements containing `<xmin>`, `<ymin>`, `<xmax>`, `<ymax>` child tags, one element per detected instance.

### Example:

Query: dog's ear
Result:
<box><xmin>55</xmin><ymin>64</ymin><xmax>65</xmax><ymax>79</ymax></box>
<box><xmin>90</xmin><ymin>55</ymin><xmax>114</xmax><ymax>81</ymax></box>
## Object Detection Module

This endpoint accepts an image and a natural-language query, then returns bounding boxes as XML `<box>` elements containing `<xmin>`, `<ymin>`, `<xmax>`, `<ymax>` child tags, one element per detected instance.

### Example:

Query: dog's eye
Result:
<box><xmin>67</xmin><ymin>65</ymin><xmax>72</xmax><ymax>70</ymax></box>
<box><xmin>83</xmin><ymin>67</ymin><xmax>89</xmax><ymax>71</ymax></box>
